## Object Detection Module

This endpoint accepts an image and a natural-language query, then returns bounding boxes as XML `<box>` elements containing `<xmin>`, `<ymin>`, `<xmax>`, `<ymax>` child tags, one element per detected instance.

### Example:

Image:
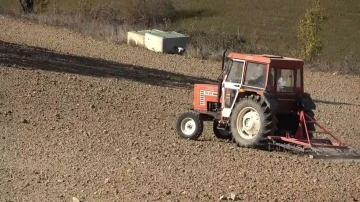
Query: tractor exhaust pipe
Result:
<box><xmin>216</xmin><ymin>48</ymin><xmax>228</xmax><ymax>109</ymax></box>
<box><xmin>221</xmin><ymin>48</ymin><xmax>228</xmax><ymax>70</ymax></box>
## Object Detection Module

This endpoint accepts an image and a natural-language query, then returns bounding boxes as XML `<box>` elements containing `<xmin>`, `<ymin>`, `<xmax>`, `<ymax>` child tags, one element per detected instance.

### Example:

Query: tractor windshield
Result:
<box><xmin>225</xmin><ymin>60</ymin><xmax>244</xmax><ymax>83</ymax></box>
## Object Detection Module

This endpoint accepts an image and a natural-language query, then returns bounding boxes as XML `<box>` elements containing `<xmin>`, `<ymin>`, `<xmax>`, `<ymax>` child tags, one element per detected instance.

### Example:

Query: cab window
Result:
<box><xmin>244</xmin><ymin>62</ymin><xmax>268</xmax><ymax>89</ymax></box>
<box><xmin>276</xmin><ymin>69</ymin><xmax>295</xmax><ymax>92</ymax></box>
<box><xmin>225</xmin><ymin>60</ymin><xmax>244</xmax><ymax>83</ymax></box>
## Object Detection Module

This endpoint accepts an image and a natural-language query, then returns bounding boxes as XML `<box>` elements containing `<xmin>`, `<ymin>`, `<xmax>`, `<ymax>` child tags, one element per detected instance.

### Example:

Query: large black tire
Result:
<box><xmin>230</xmin><ymin>95</ymin><xmax>274</xmax><ymax>147</ymax></box>
<box><xmin>212</xmin><ymin>120</ymin><xmax>232</xmax><ymax>140</ymax></box>
<box><xmin>176</xmin><ymin>111</ymin><xmax>203</xmax><ymax>140</ymax></box>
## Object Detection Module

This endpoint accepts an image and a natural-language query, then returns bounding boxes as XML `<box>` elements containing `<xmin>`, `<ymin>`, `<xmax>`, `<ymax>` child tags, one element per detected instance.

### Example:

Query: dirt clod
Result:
<box><xmin>229</xmin><ymin>193</ymin><xmax>240</xmax><ymax>201</ymax></box>
<box><xmin>220</xmin><ymin>195</ymin><xmax>227</xmax><ymax>200</ymax></box>
<box><xmin>72</xmin><ymin>197</ymin><xmax>81</xmax><ymax>202</ymax></box>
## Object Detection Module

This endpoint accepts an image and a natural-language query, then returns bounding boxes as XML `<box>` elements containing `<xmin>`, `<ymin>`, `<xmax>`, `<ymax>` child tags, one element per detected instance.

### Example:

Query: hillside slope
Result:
<box><xmin>1</xmin><ymin>16</ymin><xmax>360</xmax><ymax>202</ymax></box>
<box><xmin>2</xmin><ymin>0</ymin><xmax>360</xmax><ymax>62</ymax></box>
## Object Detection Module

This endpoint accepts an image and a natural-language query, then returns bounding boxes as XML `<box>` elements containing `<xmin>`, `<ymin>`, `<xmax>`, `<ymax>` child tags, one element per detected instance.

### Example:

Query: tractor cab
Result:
<box><xmin>218</xmin><ymin>53</ymin><xmax>306</xmax><ymax>116</ymax></box>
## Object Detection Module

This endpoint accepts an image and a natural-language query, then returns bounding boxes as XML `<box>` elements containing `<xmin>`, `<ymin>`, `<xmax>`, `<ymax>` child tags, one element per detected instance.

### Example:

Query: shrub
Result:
<box><xmin>297</xmin><ymin>0</ymin><xmax>327</xmax><ymax>61</ymax></box>
<box><xmin>18</xmin><ymin>0</ymin><xmax>50</xmax><ymax>13</ymax></box>
<box><xmin>36</xmin><ymin>0</ymin><xmax>50</xmax><ymax>13</ymax></box>
<box><xmin>123</xmin><ymin>0</ymin><xmax>176</xmax><ymax>27</ymax></box>
<box><xmin>181</xmin><ymin>29</ymin><xmax>272</xmax><ymax>61</ymax></box>
<box><xmin>76</xmin><ymin>1</ymin><xmax>123</xmax><ymax>24</ymax></box>
<box><xmin>19</xmin><ymin>0</ymin><xmax>34</xmax><ymax>13</ymax></box>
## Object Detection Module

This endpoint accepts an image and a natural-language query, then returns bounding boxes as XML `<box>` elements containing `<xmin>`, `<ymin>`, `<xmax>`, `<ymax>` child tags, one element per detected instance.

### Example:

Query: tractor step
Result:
<box><xmin>216</xmin><ymin>126</ymin><xmax>227</xmax><ymax>130</ymax></box>
<box><xmin>216</xmin><ymin>120</ymin><xmax>228</xmax><ymax>130</ymax></box>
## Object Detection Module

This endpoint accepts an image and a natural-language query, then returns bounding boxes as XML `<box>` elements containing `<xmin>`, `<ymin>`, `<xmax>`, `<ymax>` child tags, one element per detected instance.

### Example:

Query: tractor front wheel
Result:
<box><xmin>176</xmin><ymin>111</ymin><xmax>203</xmax><ymax>140</ymax></box>
<box><xmin>230</xmin><ymin>95</ymin><xmax>274</xmax><ymax>147</ymax></box>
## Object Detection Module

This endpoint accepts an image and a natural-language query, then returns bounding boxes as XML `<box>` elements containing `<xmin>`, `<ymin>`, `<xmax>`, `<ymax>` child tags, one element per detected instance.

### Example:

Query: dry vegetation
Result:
<box><xmin>1</xmin><ymin>0</ymin><xmax>359</xmax><ymax>74</ymax></box>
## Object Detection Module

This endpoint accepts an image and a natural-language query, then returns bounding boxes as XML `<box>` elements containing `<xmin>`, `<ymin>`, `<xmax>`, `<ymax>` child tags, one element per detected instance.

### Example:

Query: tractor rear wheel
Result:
<box><xmin>176</xmin><ymin>110</ymin><xmax>203</xmax><ymax>140</ymax></box>
<box><xmin>230</xmin><ymin>95</ymin><xmax>274</xmax><ymax>147</ymax></box>
<box><xmin>213</xmin><ymin>120</ymin><xmax>232</xmax><ymax>140</ymax></box>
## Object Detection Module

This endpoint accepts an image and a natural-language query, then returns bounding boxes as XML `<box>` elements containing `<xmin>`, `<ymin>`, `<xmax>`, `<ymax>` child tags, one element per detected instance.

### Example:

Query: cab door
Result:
<box><xmin>273</xmin><ymin>68</ymin><xmax>299</xmax><ymax>114</ymax></box>
<box><xmin>221</xmin><ymin>59</ymin><xmax>245</xmax><ymax>118</ymax></box>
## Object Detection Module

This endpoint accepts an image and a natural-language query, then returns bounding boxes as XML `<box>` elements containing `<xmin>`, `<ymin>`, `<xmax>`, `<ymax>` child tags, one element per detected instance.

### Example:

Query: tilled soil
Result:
<box><xmin>1</xmin><ymin>16</ymin><xmax>360</xmax><ymax>202</ymax></box>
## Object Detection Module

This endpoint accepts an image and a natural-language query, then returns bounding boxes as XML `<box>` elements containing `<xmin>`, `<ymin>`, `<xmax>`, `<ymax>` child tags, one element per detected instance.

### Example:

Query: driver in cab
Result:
<box><xmin>248</xmin><ymin>66</ymin><xmax>268</xmax><ymax>88</ymax></box>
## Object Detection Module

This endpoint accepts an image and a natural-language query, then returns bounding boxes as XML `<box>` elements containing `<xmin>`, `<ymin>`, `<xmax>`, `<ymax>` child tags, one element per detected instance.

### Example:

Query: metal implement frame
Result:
<box><xmin>267</xmin><ymin>110</ymin><xmax>360</xmax><ymax>160</ymax></box>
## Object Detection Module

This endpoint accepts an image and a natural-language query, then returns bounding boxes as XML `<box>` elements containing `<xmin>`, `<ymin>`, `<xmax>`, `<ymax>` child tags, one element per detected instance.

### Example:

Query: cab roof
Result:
<box><xmin>228</xmin><ymin>52</ymin><xmax>304</xmax><ymax>64</ymax></box>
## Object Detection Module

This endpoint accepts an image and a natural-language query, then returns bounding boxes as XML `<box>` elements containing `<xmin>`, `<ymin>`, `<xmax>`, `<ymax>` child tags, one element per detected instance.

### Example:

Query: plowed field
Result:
<box><xmin>1</xmin><ymin>16</ymin><xmax>359</xmax><ymax>202</ymax></box>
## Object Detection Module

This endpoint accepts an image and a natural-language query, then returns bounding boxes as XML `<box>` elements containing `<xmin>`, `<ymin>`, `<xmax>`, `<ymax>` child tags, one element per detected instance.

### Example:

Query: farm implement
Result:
<box><xmin>175</xmin><ymin>51</ymin><xmax>360</xmax><ymax>160</ymax></box>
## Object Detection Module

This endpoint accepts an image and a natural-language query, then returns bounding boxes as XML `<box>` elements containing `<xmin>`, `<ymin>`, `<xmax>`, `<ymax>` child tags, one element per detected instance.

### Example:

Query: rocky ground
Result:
<box><xmin>1</xmin><ymin>16</ymin><xmax>360</xmax><ymax>202</ymax></box>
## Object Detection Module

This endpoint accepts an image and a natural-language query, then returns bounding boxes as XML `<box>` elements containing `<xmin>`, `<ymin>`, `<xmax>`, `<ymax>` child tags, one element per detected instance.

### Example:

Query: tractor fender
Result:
<box><xmin>262</xmin><ymin>92</ymin><xmax>279</xmax><ymax>114</ymax></box>
<box><xmin>298</xmin><ymin>95</ymin><xmax>316</xmax><ymax>110</ymax></box>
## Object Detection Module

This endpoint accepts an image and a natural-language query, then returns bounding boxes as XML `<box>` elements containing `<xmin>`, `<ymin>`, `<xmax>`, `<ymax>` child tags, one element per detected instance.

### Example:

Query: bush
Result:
<box><xmin>123</xmin><ymin>0</ymin><xmax>176</xmax><ymax>27</ymax></box>
<box><xmin>180</xmin><ymin>30</ymin><xmax>272</xmax><ymax>61</ymax></box>
<box><xmin>16</xmin><ymin>0</ymin><xmax>128</xmax><ymax>44</ymax></box>
<box><xmin>18</xmin><ymin>0</ymin><xmax>50</xmax><ymax>13</ymax></box>
<box><xmin>183</xmin><ymin>30</ymin><xmax>245</xmax><ymax>60</ymax></box>
<box><xmin>297</xmin><ymin>0</ymin><xmax>327</xmax><ymax>61</ymax></box>
<box><xmin>76</xmin><ymin>1</ymin><xmax>123</xmax><ymax>24</ymax></box>
<box><xmin>36</xmin><ymin>0</ymin><xmax>50</xmax><ymax>13</ymax></box>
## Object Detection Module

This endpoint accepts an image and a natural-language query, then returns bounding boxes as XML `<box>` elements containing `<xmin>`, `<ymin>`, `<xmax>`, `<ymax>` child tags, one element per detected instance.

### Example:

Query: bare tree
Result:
<box><xmin>19</xmin><ymin>0</ymin><xmax>34</xmax><ymax>13</ymax></box>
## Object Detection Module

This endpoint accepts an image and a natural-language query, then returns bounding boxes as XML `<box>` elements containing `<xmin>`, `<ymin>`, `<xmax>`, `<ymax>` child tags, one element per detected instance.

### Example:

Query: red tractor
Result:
<box><xmin>176</xmin><ymin>51</ymin><xmax>360</xmax><ymax>159</ymax></box>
